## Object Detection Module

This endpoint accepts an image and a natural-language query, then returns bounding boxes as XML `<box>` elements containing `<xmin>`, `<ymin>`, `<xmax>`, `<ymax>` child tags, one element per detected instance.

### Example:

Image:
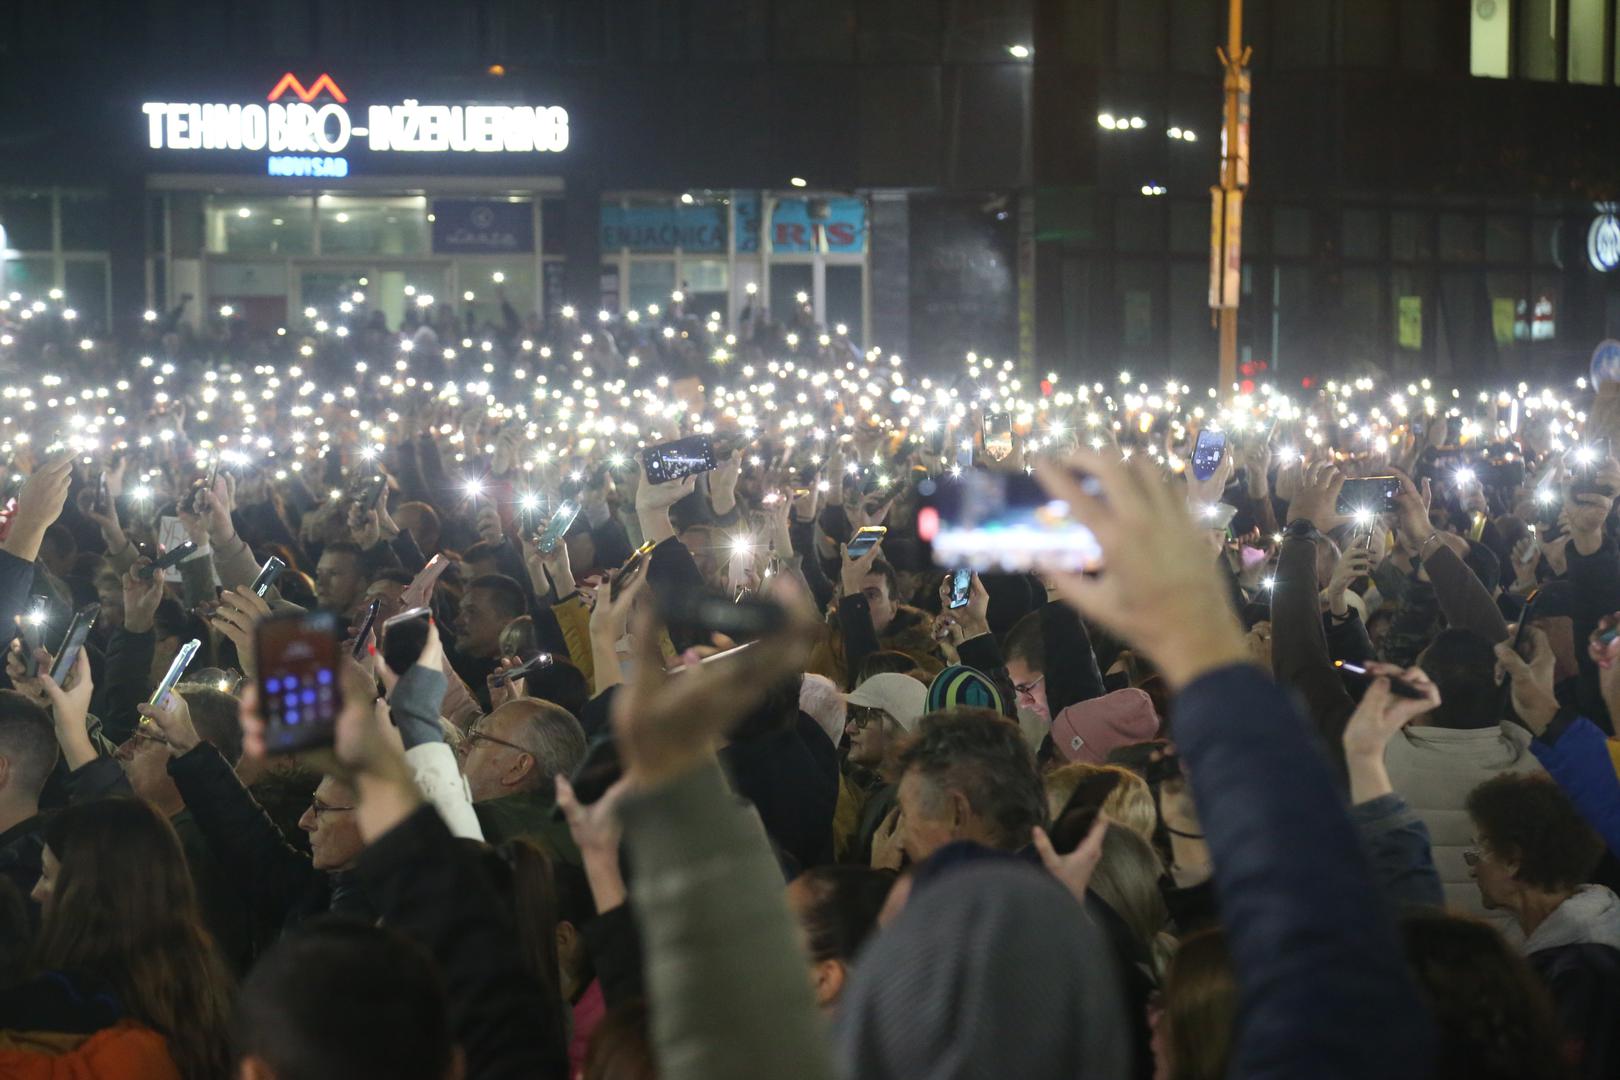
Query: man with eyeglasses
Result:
<box><xmin>463</xmin><ymin>697</ymin><xmax>588</xmax><ymax>863</ymax></box>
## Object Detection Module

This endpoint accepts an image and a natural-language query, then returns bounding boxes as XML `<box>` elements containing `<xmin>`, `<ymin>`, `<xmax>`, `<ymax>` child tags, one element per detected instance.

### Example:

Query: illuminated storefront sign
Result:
<box><xmin>1589</xmin><ymin>207</ymin><xmax>1620</xmax><ymax>272</ymax></box>
<box><xmin>141</xmin><ymin>73</ymin><xmax>569</xmax><ymax>176</ymax></box>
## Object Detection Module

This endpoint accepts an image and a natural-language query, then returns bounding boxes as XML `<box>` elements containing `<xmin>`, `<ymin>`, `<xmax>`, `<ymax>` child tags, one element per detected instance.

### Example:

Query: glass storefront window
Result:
<box><xmin>1</xmin><ymin>256</ymin><xmax>54</xmax><ymax>296</ymax></box>
<box><xmin>825</xmin><ymin>264</ymin><xmax>863</xmax><ymax>339</ymax></box>
<box><xmin>59</xmin><ymin>191</ymin><xmax>109</xmax><ymax>251</ymax></box>
<box><xmin>1486</xmin><ymin>215</ymin><xmax>1529</xmax><ymax>263</ymax></box>
<box><xmin>769</xmin><ymin>264</ymin><xmax>813</xmax><ymax>323</ymax></box>
<box><xmin>1391</xmin><ymin>211</ymin><xmax>1433</xmax><ymax>261</ymax></box>
<box><xmin>319</xmin><ymin>195</ymin><xmax>428</xmax><ymax>256</ymax></box>
<box><xmin>63</xmin><ymin>261</ymin><xmax>108</xmax><ymax>333</ymax></box>
<box><xmin>681</xmin><ymin>259</ymin><xmax>729</xmax><ymax>320</ymax></box>
<box><xmin>1342</xmin><ymin>209</ymin><xmax>1384</xmax><ymax>259</ymax></box>
<box><xmin>207</xmin><ymin>196</ymin><xmax>313</xmax><ymax>256</ymax></box>
<box><xmin>1439</xmin><ymin>214</ymin><xmax>1482</xmax><ymax>261</ymax></box>
<box><xmin>0</xmin><ymin>190</ymin><xmax>53</xmax><ymax>251</ymax></box>
<box><xmin>628</xmin><ymin>260</ymin><xmax>676</xmax><ymax>312</ymax></box>
<box><xmin>457</xmin><ymin>261</ymin><xmax>538</xmax><ymax>333</ymax></box>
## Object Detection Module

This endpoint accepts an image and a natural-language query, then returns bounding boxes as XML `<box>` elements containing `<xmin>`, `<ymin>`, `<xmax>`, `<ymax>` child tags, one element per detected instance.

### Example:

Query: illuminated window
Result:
<box><xmin>1470</xmin><ymin>0</ymin><xmax>1511</xmax><ymax>78</ymax></box>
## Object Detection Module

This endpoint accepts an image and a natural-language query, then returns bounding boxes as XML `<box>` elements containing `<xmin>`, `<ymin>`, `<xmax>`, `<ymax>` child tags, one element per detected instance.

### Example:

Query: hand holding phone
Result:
<box><xmin>1191</xmin><ymin>430</ymin><xmax>1228</xmax><ymax>483</ymax></box>
<box><xmin>139</xmin><ymin>540</ymin><xmax>198</xmax><ymax>580</ymax></box>
<box><xmin>256</xmin><ymin>612</ymin><xmax>344</xmax><ymax>754</ymax></box>
<box><xmin>49</xmin><ymin>603</ymin><xmax>100</xmax><ymax>687</ymax></box>
<box><xmin>641</xmin><ymin>435</ymin><xmax>717</xmax><ymax>486</ymax></box>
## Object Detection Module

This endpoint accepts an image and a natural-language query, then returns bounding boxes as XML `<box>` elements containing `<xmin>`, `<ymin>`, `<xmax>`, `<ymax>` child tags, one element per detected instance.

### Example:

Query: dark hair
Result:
<box><xmin>526</xmin><ymin>659</ymin><xmax>591</xmax><ymax>720</ymax></box>
<box><xmin>468</xmin><ymin>573</ymin><xmax>528</xmax><ymax>621</ymax></box>
<box><xmin>395</xmin><ymin>501</ymin><xmax>441</xmax><ymax>551</ymax></box>
<box><xmin>463</xmin><ymin>541</ymin><xmax>502</xmax><ymax>566</ymax></box>
<box><xmin>0</xmin><ymin>690</ymin><xmax>58</xmax><ymax>800</ymax></box>
<box><xmin>1004</xmin><ymin>610</ymin><xmax>1044</xmax><ymax>672</ymax></box>
<box><xmin>1466</xmin><ymin>773</ymin><xmax>1604</xmax><ymax>892</ymax></box>
<box><xmin>175</xmin><ymin>684</ymin><xmax>245</xmax><ymax>765</ymax></box>
<box><xmin>793</xmin><ymin>865</ymin><xmax>896</xmax><ymax>963</ymax></box>
<box><xmin>853</xmin><ymin>649</ymin><xmax>921</xmax><ymax>685</ymax></box>
<box><xmin>374</xmin><ymin>568</ymin><xmax>413</xmax><ymax>588</ymax></box>
<box><xmin>1464</xmin><ymin>540</ymin><xmax>1501</xmax><ymax>595</ymax></box>
<box><xmin>277</xmin><ymin>569</ymin><xmax>320</xmax><ymax>611</ymax></box>
<box><xmin>731</xmin><ymin>671</ymin><xmax>805</xmax><ymax>741</ymax></box>
<box><xmin>584</xmin><ymin>998</ymin><xmax>657</xmax><ymax>1080</ymax></box>
<box><xmin>1416</xmin><ymin>629</ymin><xmax>1501</xmax><ymax>730</ymax></box>
<box><xmin>37</xmin><ymin>798</ymin><xmax>234</xmax><ymax>1080</ymax></box>
<box><xmin>897</xmin><ymin>707</ymin><xmax>1048</xmax><ymax>851</ymax></box>
<box><xmin>234</xmin><ymin>918</ymin><xmax>452</xmax><ymax>1080</ymax></box>
<box><xmin>465</xmin><ymin>838</ymin><xmax>570</xmax><ymax>1057</ymax></box>
<box><xmin>40</xmin><ymin>523</ymin><xmax>76</xmax><ymax>562</ymax></box>
<box><xmin>867</xmin><ymin>557</ymin><xmax>899</xmax><ymax>603</ymax></box>
<box><xmin>1400</xmin><ymin>911</ymin><xmax>1568</xmax><ymax>1080</ymax></box>
<box><xmin>322</xmin><ymin>540</ymin><xmax>365</xmax><ymax>563</ymax></box>
<box><xmin>1161</xmin><ymin>928</ymin><xmax>1236</xmax><ymax>1080</ymax></box>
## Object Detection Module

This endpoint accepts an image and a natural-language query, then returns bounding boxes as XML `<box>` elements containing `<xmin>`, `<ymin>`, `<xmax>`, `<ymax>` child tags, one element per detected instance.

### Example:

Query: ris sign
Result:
<box><xmin>141</xmin><ymin>73</ymin><xmax>569</xmax><ymax>177</ymax></box>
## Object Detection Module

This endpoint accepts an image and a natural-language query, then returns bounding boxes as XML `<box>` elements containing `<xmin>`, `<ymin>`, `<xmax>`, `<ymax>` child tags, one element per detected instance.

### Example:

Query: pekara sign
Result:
<box><xmin>141</xmin><ymin>73</ymin><xmax>569</xmax><ymax>178</ymax></box>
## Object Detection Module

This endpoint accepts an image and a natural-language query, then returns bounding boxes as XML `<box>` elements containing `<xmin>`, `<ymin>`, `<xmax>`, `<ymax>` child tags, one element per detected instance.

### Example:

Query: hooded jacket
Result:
<box><xmin>1522</xmin><ymin>885</ymin><xmax>1620</xmax><ymax>1080</ymax></box>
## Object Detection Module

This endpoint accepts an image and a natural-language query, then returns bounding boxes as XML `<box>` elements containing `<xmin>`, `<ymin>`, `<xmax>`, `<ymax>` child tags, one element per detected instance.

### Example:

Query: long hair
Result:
<box><xmin>464</xmin><ymin>837</ymin><xmax>571</xmax><ymax>1050</ymax></box>
<box><xmin>34</xmin><ymin>798</ymin><xmax>234</xmax><ymax>1080</ymax></box>
<box><xmin>1162</xmin><ymin>928</ymin><xmax>1237</xmax><ymax>1080</ymax></box>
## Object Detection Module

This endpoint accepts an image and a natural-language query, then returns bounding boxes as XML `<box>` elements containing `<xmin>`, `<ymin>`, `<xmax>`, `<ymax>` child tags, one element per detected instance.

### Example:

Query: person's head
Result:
<box><xmin>1003</xmin><ymin>610</ymin><xmax>1047</xmax><ymax>719</ymax></box>
<box><xmin>843</xmin><ymin>673</ymin><xmax>927</xmax><ymax>770</ymax></box>
<box><xmin>677</xmin><ymin>523</ymin><xmax>722</xmax><ymax>587</ymax></box>
<box><xmin>0</xmin><ymin>690</ymin><xmax>57</xmax><ymax>815</ymax></box>
<box><xmin>1087</xmin><ymin>824</ymin><xmax>1171</xmax><ymax>975</ymax></box>
<box><xmin>297</xmin><ymin>776</ymin><xmax>365</xmax><ymax>871</ymax></box>
<box><xmin>465</xmin><ymin>838</ymin><xmax>570</xmax><ymax>1055</ymax></box>
<box><xmin>1399</xmin><ymin>910</ymin><xmax>1568</xmax><ymax>1080</ymax></box>
<box><xmin>799</xmin><ymin>673</ymin><xmax>847</xmax><ymax>746</ymax></box>
<box><xmin>1466</xmin><ymin>772</ymin><xmax>1603</xmax><ymax>915</ymax></box>
<box><xmin>39</xmin><ymin>523</ymin><xmax>77</xmax><ymax>579</ymax></box>
<box><xmin>460</xmin><ymin>699</ymin><xmax>587</xmax><ymax>803</ymax></box>
<box><xmin>235</xmin><ymin>919</ymin><xmax>461</xmax><ymax>1080</ymax></box>
<box><xmin>315</xmin><ymin>541</ymin><xmax>366</xmax><ymax>617</ymax></box>
<box><xmin>785</xmin><ymin>865</ymin><xmax>896</xmax><ymax>1008</ymax></box>
<box><xmin>394</xmin><ymin>501</ymin><xmax>441</xmax><ymax>553</ymax></box>
<box><xmin>456</xmin><ymin>574</ymin><xmax>527</xmax><ymax>658</ymax></box>
<box><xmin>1156</xmin><ymin>928</ymin><xmax>1236</xmax><ymax>1080</ymax></box>
<box><xmin>461</xmin><ymin>541</ymin><xmax>502</xmax><ymax>582</ymax></box>
<box><xmin>498</xmin><ymin>614</ymin><xmax>539</xmax><ymax>660</ymax></box>
<box><xmin>361</xmin><ymin>570</ymin><xmax>411</xmax><ymax>628</ymax></box>
<box><xmin>1043</xmin><ymin>763</ymin><xmax>1157</xmax><ymax>843</ymax></box>
<box><xmin>1414</xmin><ymin>629</ymin><xmax>1501</xmax><ymax>729</ymax></box>
<box><xmin>895</xmin><ymin>708</ymin><xmax>1047</xmax><ymax>862</ymax></box>
<box><xmin>33</xmin><ymin>798</ymin><xmax>234</xmax><ymax>1080</ymax></box>
<box><xmin>116</xmin><ymin>684</ymin><xmax>244</xmax><ymax>813</ymax></box>
<box><xmin>858</xmin><ymin>557</ymin><xmax>901</xmax><ymax>635</ymax></box>
<box><xmin>94</xmin><ymin>568</ymin><xmax>126</xmax><ymax>629</ymax></box>
<box><xmin>852</xmin><ymin>649</ymin><xmax>920</xmax><ymax>686</ymax></box>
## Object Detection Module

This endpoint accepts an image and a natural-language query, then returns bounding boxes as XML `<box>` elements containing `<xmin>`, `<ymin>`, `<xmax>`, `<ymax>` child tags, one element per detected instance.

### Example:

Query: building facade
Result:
<box><xmin>3</xmin><ymin>0</ymin><xmax>1620</xmax><ymax>385</ymax></box>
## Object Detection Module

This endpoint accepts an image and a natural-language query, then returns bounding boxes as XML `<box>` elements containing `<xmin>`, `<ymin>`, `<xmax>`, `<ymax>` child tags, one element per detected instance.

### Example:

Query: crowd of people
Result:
<box><xmin>0</xmin><ymin>282</ymin><xmax>1618</xmax><ymax>1078</ymax></box>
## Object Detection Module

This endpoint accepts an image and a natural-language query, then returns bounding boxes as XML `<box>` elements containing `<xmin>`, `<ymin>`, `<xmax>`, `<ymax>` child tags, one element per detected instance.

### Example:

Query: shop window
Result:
<box><xmin>1117</xmin><ymin>261</ymin><xmax>1162</xmax><ymax>358</ymax></box>
<box><xmin>1485</xmin><ymin>215</ymin><xmax>1529</xmax><ymax>263</ymax></box>
<box><xmin>1439</xmin><ymin>214</ymin><xmax>1482</xmax><ymax>261</ymax></box>
<box><xmin>1488</xmin><ymin>271</ymin><xmax>1528</xmax><ymax>344</ymax></box>
<box><xmin>62</xmin><ymin>261</ymin><xmax>108</xmax><ymax>333</ymax></box>
<box><xmin>1519</xmin><ymin>0</ymin><xmax>1559</xmax><ymax>81</ymax></box>
<box><xmin>1391</xmin><ymin>211</ymin><xmax>1433</xmax><ymax>261</ymax></box>
<box><xmin>207</xmin><ymin>196</ymin><xmax>312</xmax><ymax>256</ymax></box>
<box><xmin>600</xmin><ymin>264</ymin><xmax>621</xmax><ymax>314</ymax></box>
<box><xmin>1572</xmin><ymin>0</ymin><xmax>1609</xmax><ymax>82</ymax></box>
<box><xmin>0</xmin><ymin>189</ymin><xmax>53</xmax><ymax>251</ymax></box>
<box><xmin>542</xmin><ymin>199</ymin><xmax>567</xmax><ymax>256</ymax></box>
<box><xmin>1392</xmin><ymin>268</ymin><xmax>1431</xmax><ymax>352</ymax></box>
<box><xmin>628</xmin><ymin>260</ymin><xmax>677</xmax><ymax>313</ymax></box>
<box><xmin>681</xmin><ymin>259</ymin><xmax>729</xmax><ymax>322</ymax></box>
<box><xmin>1341</xmin><ymin>270</ymin><xmax>1382</xmax><ymax>362</ymax></box>
<box><xmin>319</xmin><ymin>196</ymin><xmax>428</xmax><ymax>257</ymax></box>
<box><xmin>1</xmin><ymin>256</ymin><xmax>53</xmax><ymax>296</ymax></box>
<box><xmin>1342</xmin><ymin>209</ymin><xmax>1384</xmax><ymax>260</ymax></box>
<box><xmin>1471</xmin><ymin>0</ymin><xmax>1511</xmax><ymax>77</ymax></box>
<box><xmin>459</xmin><ymin>262</ymin><xmax>537</xmax><ymax>333</ymax></box>
<box><xmin>769</xmin><ymin>264</ymin><xmax>814</xmax><ymax>324</ymax></box>
<box><xmin>826</xmin><ymin>264</ymin><xmax>864</xmax><ymax>341</ymax></box>
<box><xmin>59</xmin><ymin>191</ymin><xmax>108</xmax><ymax>252</ymax></box>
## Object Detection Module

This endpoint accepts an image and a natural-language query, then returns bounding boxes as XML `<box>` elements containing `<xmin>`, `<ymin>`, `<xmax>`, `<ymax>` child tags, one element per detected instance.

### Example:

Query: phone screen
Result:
<box><xmin>534</xmin><ymin>499</ymin><xmax>581</xmax><ymax>554</ymax></box>
<box><xmin>381</xmin><ymin>606</ymin><xmax>431</xmax><ymax>675</ymax></box>
<box><xmin>982</xmin><ymin>413</ymin><xmax>1013</xmax><ymax>462</ymax></box>
<box><xmin>948</xmin><ymin>568</ymin><xmax>972</xmax><ymax>609</ymax></box>
<box><xmin>1191</xmin><ymin>430</ymin><xmax>1227</xmax><ymax>482</ymax></box>
<box><xmin>49</xmin><ymin>603</ymin><xmax>100</xmax><ymax>686</ymax></box>
<box><xmin>641</xmin><ymin>435</ymin><xmax>717</xmax><ymax>486</ymax></box>
<box><xmin>251</xmin><ymin>556</ymin><xmax>287</xmax><ymax>597</ymax></box>
<box><xmin>257</xmin><ymin>612</ymin><xmax>344</xmax><ymax>754</ymax></box>
<box><xmin>611</xmin><ymin>541</ymin><xmax>657</xmax><ymax>600</ymax></box>
<box><xmin>351</xmin><ymin>598</ymin><xmax>382</xmax><ymax>660</ymax></box>
<box><xmin>919</xmin><ymin>470</ymin><xmax>1102</xmax><ymax>573</ymax></box>
<box><xmin>1336</xmin><ymin>476</ymin><xmax>1402</xmax><ymax>515</ymax></box>
<box><xmin>845</xmin><ymin>526</ymin><xmax>887</xmax><ymax>558</ymax></box>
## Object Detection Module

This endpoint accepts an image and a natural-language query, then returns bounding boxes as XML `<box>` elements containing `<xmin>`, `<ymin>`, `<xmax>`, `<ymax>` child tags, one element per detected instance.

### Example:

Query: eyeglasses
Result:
<box><xmin>847</xmin><ymin>706</ymin><xmax>889</xmax><ymax>731</ymax></box>
<box><xmin>309</xmin><ymin>799</ymin><xmax>356</xmax><ymax>817</ymax></box>
<box><xmin>1013</xmin><ymin>674</ymin><xmax>1046</xmax><ymax>697</ymax></box>
<box><xmin>464</xmin><ymin>726</ymin><xmax>531</xmax><ymax>756</ymax></box>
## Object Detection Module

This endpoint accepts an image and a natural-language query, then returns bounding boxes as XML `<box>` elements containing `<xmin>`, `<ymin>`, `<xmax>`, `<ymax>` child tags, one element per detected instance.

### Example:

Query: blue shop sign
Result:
<box><xmin>431</xmin><ymin>199</ymin><xmax>534</xmax><ymax>254</ymax></box>
<box><xmin>735</xmin><ymin>194</ymin><xmax>866</xmax><ymax>254</ymax></box>
<box><xmin>600</xmin><ymin>204</ymin><xmax>728</xmax><ymax>253</ymax></box>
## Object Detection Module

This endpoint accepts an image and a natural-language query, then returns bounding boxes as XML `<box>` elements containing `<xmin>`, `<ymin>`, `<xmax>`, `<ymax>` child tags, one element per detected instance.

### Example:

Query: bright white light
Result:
<box><xmin>1007</xmin><ymin>44</ymin><xmax>1031</xmax><ymax>58</ymax></box>
<box><xmin>789</xmin><ymin>177</ymin><xmax>808</xmax><ymax>188</ymax></box>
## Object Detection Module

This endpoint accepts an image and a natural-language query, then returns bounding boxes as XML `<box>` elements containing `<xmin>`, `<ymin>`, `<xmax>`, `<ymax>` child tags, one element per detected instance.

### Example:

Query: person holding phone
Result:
<box><xmin>807</xmin><ymin>535</ymin><xmax>944</xmax><ymax>689</ymax></box>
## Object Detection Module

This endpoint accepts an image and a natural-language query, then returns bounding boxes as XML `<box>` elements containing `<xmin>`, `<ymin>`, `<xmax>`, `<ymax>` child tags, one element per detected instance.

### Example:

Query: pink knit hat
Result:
<box><xmin>1050</xmin><ymin>689</ymin><xmax>1160</xmax><ymax>765</ymax></box>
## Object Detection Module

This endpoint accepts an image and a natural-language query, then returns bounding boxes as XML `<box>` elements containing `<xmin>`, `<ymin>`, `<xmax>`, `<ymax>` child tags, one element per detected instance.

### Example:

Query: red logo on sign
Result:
<box><xmin>267</xmin><ymin>73</ymin><xmax>347</xmax><ymax>104</ymax></box>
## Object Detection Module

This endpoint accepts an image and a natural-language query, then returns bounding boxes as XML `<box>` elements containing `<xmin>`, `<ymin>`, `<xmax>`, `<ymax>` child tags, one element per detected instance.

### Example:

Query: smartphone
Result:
<box><xmin>641</xmin><ymin>434</ymin><xmax>717</xmax><ymax>486</ymax></box>
<box><xmin>533</xmin><ymin>499</ymin><xmax>581</xmax><ymax>555</ymax></box>
<box><xmin>1335</xmin><ymin>476</ymin><xmax>1402</xmax><ymax>516</ymax></box>
<box><xmin>352</xmin><ymin>473</ymin><xmax>387</xmax><ymax>508</ymax></box>
<box><xmin>948</xmin><ymin>568</ymin><xmax>972</xmax><ymax>609</ymax></box>
<box><xmin>1191</xmin><ymin>430</ymin><xmax>1227</xmax><ymax>482</ymax></box>
<box><xmin>48</xmin><ymin>602</ymin><xmax>100</xmax><ymax>686</ymax></box>
<box><xmin>489</xmin><ymin>652</ymin><xmax>554</xmax><ymax>687</ymax></box>
<box><xmin>1508</xmin><ymin>589</ymin><xmax>1542</xmax><ymax>662</ymax></box>
<box><xmin>611</xmin><ymin>540</ymin><xmax>657</xmax><ymax>601</ymax></box>
<box><xmin>381</xmin><ymin>606</ymin><xmax>432</xmax><ymax>675</ymax></box>
<box><xmin>187</xmin><ymin>461</ymin><xmax>219</xmax><ymax>514</ymax></box>
<box><xmin>250</xmin><ymin>556</ymin><xmax>287</xmax><ymax>598</ymax></box>
<box><xmin>16</xmin><ymin>604</ymin><xmax>47</xmax><ymax>678</ymax></box>
<box><xmin>1445</xmin><ymin>416</ymin><xmax>1463</xmax><ymax>445</ymax></box>
<box><xmin>656</xmin><ymin>590</ymin><xmax>788</xmax><ymax>641</ymax></box>
<box><xmin>1334</xmin><ymin>660</ymin><xmax>1428</xmax><ymax>700</ymax></box>
<box><xmin>149</xmin><ymin>638</ymin><xmax>202</xmax><ymax>706</ymax></box>
<box><xmin>552</xmin><ymin>736</ymin><xmax>623</xmax><ymax>818</ymax></box>
<box><xmin>982</xmin><ymin>412</ymin><xmax>1013</xmax><ymax>463</ymax></box>
<box><xmin>919</xmin><ymin>470</ymin><xmax>1103</xmax><ymax>573</ymax></box>
<box><xmin>846</xmin><ymin>525</ymin><xmax>887</xmax><ymax>559</ymax></box>
<box><xmin>1570</xmin><ymin>439</ymin><xmax>1615</xmax><ymax>496</ymax></box>
<box><xmin>350</xmin><ymin>598</ymin><xmax>383</xmax><ymax>660</ymax></box>
<box><xmin>256</xmin><ymin>611</ymin><xmax>344</xmax><ymax>754</ymax></box>
<box><xmin>94</xmin><ymin>471</ymin><xmax>110</xmax><ymax>514</ymax></box>
<box><xmin>139</xmin><ymin>540</ymin><xmax>199</xmax><ymax>579</ymax></box>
